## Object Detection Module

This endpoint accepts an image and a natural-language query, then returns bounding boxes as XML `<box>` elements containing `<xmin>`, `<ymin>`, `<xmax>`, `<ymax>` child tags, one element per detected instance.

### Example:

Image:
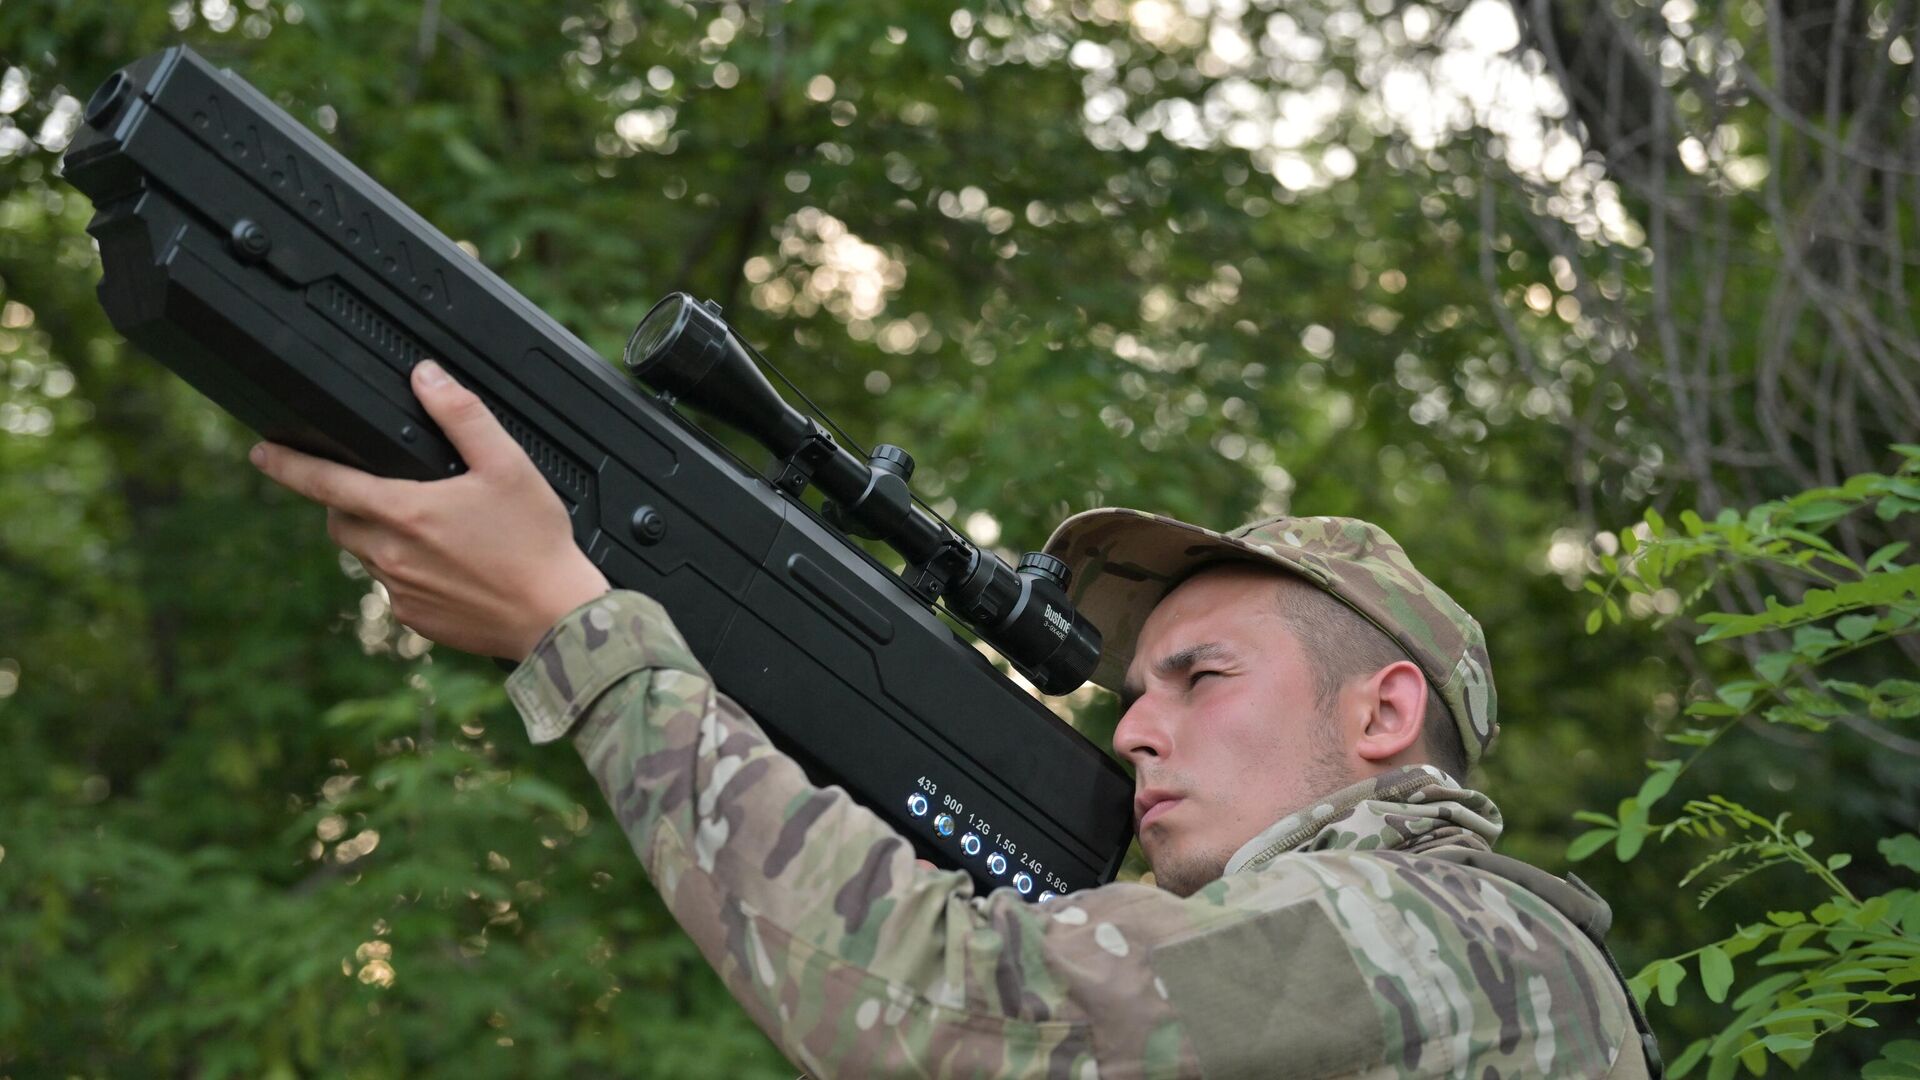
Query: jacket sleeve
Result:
<box><xmin>503</xmin><ymin>590</ymin><xmax>1248</xmax><ymax>1077</ymax></box>
<box><xmin>505</xmin><ymin>591</ymin><xmax>1638</xmax><ymax>1079</ymax></box>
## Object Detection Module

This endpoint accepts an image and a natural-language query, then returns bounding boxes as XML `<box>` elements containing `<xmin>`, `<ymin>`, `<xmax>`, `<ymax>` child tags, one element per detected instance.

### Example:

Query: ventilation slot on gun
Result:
<box><xmin>492</xmin><ymin>404</ymin><xmax>590</xmax><ymax>505</ymax></box>
<box><xmin>316</xmin><ymin>281</ymin><xmax>425</xmax><ymax>374</ymax></box>
<box><xmin>310</xmin><ymin>280</ymin><xmax>590</xmax><ymax>505</ymax></box>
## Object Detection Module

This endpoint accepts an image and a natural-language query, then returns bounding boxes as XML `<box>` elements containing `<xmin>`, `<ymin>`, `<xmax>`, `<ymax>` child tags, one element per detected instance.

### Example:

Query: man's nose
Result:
<box><xmin>1112</xmin><ymin>696</ymin><xmax>1172</xmax><ymax>765</ymax></box>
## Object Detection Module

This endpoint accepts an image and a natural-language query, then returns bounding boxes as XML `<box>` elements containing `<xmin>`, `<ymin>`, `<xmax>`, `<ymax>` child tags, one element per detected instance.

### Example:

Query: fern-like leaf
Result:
<box><xmin>1696</xmin><ymin>857</ymin><xmax>1790</xmax><ymax>908</ymax></box>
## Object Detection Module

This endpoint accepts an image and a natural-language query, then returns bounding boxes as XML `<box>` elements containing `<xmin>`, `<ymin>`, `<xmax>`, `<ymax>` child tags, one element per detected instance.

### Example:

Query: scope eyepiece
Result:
<box><xmin>948</xmin><ymin>550</ymin><xmax>1100</xmax><ymax>694</ymax></box>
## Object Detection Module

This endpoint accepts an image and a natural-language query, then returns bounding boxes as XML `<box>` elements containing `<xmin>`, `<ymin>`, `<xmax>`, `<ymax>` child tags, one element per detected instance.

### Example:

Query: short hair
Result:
<box><xmin>1267</xmin><ymin>571</ymin><xmax>1470</xmax><ymax>780</ymax></box>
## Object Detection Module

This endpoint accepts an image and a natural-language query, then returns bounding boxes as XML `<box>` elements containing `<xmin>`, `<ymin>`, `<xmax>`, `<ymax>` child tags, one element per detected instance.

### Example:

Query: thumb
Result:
<box><xmin>412</xmin><ymin>360</ymin><xmax>521</xmax><ymax>475</ymax></box>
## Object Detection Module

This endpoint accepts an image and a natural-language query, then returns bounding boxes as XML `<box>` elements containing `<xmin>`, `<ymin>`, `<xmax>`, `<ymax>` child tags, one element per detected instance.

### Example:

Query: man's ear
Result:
<box><xmin>1353</xmin><ymin>660</ymin><xmax>1427</xmax><ymax>763</ymax></box>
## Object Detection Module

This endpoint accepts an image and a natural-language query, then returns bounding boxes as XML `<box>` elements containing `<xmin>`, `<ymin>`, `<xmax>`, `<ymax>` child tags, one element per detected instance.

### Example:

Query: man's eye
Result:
<box><xmin>1188</xmin><ymin>670</ymin><xmax>1220</xmax><ymax>687</ymax></box>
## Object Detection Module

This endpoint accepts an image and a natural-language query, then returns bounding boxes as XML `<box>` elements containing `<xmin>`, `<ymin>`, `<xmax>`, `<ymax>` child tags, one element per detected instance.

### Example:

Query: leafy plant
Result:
<box><xmin>1573</xmin><ymin>446</ymin><xmax>1920</xmax><ymax>1079</ymax></box>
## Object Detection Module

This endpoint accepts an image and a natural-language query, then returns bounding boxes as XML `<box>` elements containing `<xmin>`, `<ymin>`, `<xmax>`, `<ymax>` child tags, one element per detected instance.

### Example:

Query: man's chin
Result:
<box><xmin>1145</xmin><ymin>846</ymin><xmax>1229</xmax><ymax>897</ymax></box>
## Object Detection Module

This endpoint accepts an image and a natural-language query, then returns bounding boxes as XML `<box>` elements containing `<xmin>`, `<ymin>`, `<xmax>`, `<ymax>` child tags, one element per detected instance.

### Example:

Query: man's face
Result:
<box><xmin>1113</xmin><ymin>564</ymin><xmax>1350</xmax><ymax>896</ymax></box>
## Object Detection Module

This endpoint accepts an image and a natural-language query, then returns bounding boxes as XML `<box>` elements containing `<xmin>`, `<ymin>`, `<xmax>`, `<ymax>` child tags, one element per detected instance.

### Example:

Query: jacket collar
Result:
<box><xmin>1225</xmin><ymin>764</ymin><xmax>1503</xmax><ymax>876</ymax></box>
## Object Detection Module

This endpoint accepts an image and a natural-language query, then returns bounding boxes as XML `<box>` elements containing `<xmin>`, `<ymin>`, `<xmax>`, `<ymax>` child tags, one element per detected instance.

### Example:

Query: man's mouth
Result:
<box><xmin>1134</xmin><ymin>790</ymin><xmax>1182</xmax><ymax>830</ymax></box>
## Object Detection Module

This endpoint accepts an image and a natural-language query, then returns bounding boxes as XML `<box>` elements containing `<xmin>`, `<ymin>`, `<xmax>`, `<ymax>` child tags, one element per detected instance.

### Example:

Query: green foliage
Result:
<box><xmin>1577</xmin><ymin>449</ymin><xmax>1920</xmax><ymax>1078</ymax></box>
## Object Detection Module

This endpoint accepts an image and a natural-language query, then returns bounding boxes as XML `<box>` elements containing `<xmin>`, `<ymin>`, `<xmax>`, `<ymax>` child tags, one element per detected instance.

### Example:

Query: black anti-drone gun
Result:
<box><xmin>63</xmin><ymin>46</ymin><xmax>1134</xmax><ymax>899</ymax></box>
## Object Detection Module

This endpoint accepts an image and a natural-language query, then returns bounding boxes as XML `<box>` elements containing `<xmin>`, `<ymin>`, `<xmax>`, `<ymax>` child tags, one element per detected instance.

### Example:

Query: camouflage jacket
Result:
<box><xmin>507</xmin><ymin>591</ymin><xmax>1649</xmax><ymax>1079</ymax></box>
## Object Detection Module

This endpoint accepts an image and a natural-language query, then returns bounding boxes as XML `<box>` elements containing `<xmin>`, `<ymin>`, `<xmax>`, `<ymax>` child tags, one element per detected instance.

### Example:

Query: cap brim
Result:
<box><xmin>1041</xmin><ymin>508</ymin><xmax>1331</xmax><ymax>694</ymax></box>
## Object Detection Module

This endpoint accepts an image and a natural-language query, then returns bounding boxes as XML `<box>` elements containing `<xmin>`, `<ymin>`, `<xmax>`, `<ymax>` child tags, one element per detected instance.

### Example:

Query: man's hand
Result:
<box><xmin>251</xmin><ymin>359</ymin><xmax>610</xmax><ymax>662</ymax></box>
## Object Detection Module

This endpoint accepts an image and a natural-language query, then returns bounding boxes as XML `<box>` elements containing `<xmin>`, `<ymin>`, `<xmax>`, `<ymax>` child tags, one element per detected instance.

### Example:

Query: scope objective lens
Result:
<box><xmin>625</xmin><ymin>293</ymin><xmax>690</xmax><ymax>372</ymax></box>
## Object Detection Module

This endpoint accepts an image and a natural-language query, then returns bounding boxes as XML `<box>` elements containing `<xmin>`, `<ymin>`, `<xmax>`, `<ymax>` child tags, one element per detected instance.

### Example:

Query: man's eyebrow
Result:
<box><xmin>1155</xmin><ymin>641</ymin><xmax>1234</xmax><ymax>679</ymax></box>
<box><xmin>1120</xmin><ymin>641</ymin><xmax>1235</xmax><ymax>712</ymax></box>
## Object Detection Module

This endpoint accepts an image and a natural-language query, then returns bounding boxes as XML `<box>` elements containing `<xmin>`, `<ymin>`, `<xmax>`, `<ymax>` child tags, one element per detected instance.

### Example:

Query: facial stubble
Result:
<box><xmin>1146</xmin><ymin>706</ymin><xmax>1353</xmax><ymax>897</ymax></box>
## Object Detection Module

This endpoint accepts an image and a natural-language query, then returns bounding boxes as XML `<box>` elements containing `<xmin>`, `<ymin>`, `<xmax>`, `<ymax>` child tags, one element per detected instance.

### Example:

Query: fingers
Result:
<box><xmin>252</xmin><ymin>441</ymin><xmax>393</xmax><ymax>517</ymax></box>
<box><xmin>326</xmin><ymin>507</ymin><xmax>382</xmax><ymax>565</ymax></box>
<box><xmin>410</xmin><ymin>360</ymin><xmax>524</xmax><ymax>476</ymax></box>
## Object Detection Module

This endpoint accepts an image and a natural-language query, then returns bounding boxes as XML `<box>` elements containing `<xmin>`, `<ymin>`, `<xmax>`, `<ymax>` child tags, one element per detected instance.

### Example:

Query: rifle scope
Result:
<box><xmin>625</xmin><ymin>293</ymin><xmax>1103</xmax><ymax>695</ymax></box>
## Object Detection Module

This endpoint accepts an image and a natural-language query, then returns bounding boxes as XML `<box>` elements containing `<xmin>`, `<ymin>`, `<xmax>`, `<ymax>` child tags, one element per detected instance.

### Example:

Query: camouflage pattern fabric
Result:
<box><xmin>507</xmin><ymin>590</ymin><xmax>1644</xmax><ymax>1078</ymax></box>
<box><xmin>1043</xmin><ymin>510</ymin><xmax>1499</xmax><ymax>767</ymax></box>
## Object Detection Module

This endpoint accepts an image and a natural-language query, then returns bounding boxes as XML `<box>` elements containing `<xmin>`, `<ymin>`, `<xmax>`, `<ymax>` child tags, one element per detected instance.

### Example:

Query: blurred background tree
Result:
<box><xmin>0</xmin><ymin>0</ymin><xmax>1913</xmax><ymax>1075</ymax></box>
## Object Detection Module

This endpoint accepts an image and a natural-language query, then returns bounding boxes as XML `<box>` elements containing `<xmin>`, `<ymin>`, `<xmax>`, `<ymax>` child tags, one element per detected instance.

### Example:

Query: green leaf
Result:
<box><xmin>1616</xmin><ymin>798</ymin><xmax>1648</xmax><ymax>860</ymax></box>
<box><xmin>1706</xmin><ymin>1048</ymin><xmax>1739</xmax><ymax>1080</ymax></box>
<box><xmin>1759</xmin><ymin>1033</ymin><xmax>1814</xmax><ymax>1053</ymax></box>
<box><xmin>1732</xmin><ymin>971</ymin><xmax>1802</xmax><ymax>1009</ymax></box>
<box><xmin>1749</xmin><ymin>1005</ymin><xmax>1845</xmax><ymax>1028</ymax></box>
<box><xmin>1753</xmin><ymin>651</ymin><xmax>1793</xmax><ymax>684</ymax></box>
<box><xmin>1881</xmin><ymin>834</ymin><xmax>1920</xmax><ymax>873</ymax></box>
<box><xmin>1585</xmin><ymin>608</ymin><xmax>1604</xmax><ymax>634</ymax></box>
<box><xmin>1568</xmin><ymin>829</ymin><xmax>1617</xmax><ymax>862</ymax></box>
<box><xmin>1637</xmin><ymin>761</ymin><xmax>1681</xmax><ymax>807</ymax></box>
<box><xmin>1669</xmin><ymin>1038</ymin><xmax>1710</xmax><ymax>1079</ymax></box>
<box><xmin>1878</xmin><ymin>496</ymin><xmax>1920</xmax><ymax>521</ymax></box>
<box><xmin>1866</xmin><ymin>542</ymin><xmax>1909</xmax><ymax>571</ymax></box>
<box><xmin>1835</xmin><ymin>613</ymin><xmax>1878</xmax><ymax>641</ymax></box>
<box><xmin>1612</xmin><ymin>829</ymin><xmax>1654</xmax><ymax>868</ymax></box>
<box><xmin>1721</xmin><ymin>928</ymin><xmax>1767</xmax><ymax>959</ymax></box>
<box><xmin>1778</xmin><ymin>925</ymin><xmax>1818</xmax><ymax>950</ymax></box>
<box><xmin>1758</xmin><ymin>1022</ymin><xmax>1812</xmax><ymax>1053</ymax></box>
<box><xmin>1656</xmin><ymin>959</ymin><xmax>1688</xmax><ymax>1006</ymax></box>
<box><xmin>1788</xmin><ymin>500</ymin><xmax>1850</xmax><ymax>526</ymax></box>
<box><xmin>1627</xmin><ymin>967</ymin><xmax>1657</xmax><ymax>1008</ymax></box>
<box><xmin>1700</xmin><ymin>944</ymin><xmax>1735</xmax><ymax>1003</ymax></box>
<box><xmin>1792</xmin><ymin>625</ymin><xmax>1841</xmax><ymax>656</ymax></box>
<box><xmin>1826</xmin><ymin>853</ymin><xmax>1852</xmax><ymax>871</ymax></box>
<box><xmin>1862</xmin><ymin>1061</ymin><xmax>1920</xmax><ymax>1079</ymax></box>
<box><xmin>1757</xmin><ymin>947</ymin><xmax>1831</xmax><ymax>966</ymax></box>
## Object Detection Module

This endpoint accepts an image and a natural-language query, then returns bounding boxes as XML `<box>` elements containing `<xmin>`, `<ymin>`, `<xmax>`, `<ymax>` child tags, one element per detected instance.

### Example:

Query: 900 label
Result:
<box><xmin>911</xmin><ymin>775</ymin><xmax>1067</xmax><ymax>900</ymax></box>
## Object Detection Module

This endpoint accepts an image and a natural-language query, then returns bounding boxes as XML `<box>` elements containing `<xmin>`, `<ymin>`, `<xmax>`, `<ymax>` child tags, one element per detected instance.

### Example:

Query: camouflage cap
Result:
<box><xmin>1042</xmin><ymin>509</ymin><xmax>1498</xmax><ymax>767</ymax></box>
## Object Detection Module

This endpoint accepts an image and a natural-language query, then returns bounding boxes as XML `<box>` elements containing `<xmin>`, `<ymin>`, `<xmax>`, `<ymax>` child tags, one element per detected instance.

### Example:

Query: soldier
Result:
<box><xmin>253</xmin><ymin>360</ymin><xmax>1660</xmax><ymax>1078</ymax></box>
